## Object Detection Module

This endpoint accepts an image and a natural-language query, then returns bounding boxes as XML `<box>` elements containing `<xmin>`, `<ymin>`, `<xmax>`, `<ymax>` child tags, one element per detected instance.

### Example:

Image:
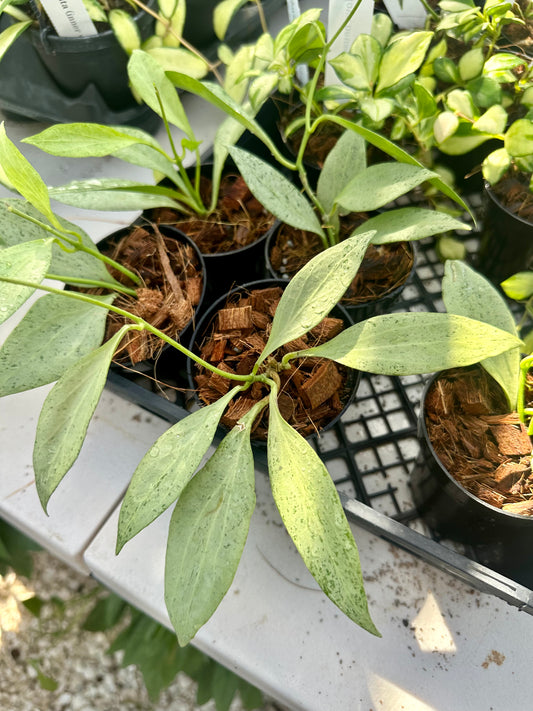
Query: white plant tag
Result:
<box><xmin>325</xmin><ymin>0</ymin><xmax>374</xmax><ymax>86</ymax></box>
<box><xmin>40</xmin><ymin>0</ymin><xmax>98</xmax><ymax>37</ymax></box>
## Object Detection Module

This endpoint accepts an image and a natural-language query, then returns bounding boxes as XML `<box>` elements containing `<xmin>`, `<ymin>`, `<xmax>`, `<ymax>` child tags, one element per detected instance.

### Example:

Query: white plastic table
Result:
<box><xmin>3</xmin><ymin>3</ymin><xmax>533</xmax><ymax>708</ymax></box>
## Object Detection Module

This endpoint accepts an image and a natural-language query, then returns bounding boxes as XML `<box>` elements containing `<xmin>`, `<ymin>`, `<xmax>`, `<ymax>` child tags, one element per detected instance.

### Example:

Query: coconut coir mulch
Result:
<box><xmin>151</xmin><ymin>174</ymin><xmax>275</xmax><ymax>254</ymax></box>
<box><xmin>269</xmin><ymin>224</ymin><xmax>414</xmax><ymax>305</ymax></box>
<box><xmin>99</xmin><ymin>224</ymin><xmax>203</xmax><ymax>365</ymax></box>
<box><xmin>425</xmin><ymin>366</ymin><xmax>533</xmax><ymax>516</ymax></box>
<box><xmin>193</xmin><ymin>286</ymin><xmax>354</xmax><ymax>439</ymax></box>
<box><xmin>491</xmin><ymin>169</ymin><xmax>533</xmax><ymax>222</ymax></box>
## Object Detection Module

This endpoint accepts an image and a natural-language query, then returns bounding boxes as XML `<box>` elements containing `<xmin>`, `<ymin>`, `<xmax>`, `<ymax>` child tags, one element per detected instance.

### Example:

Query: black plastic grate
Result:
<box><xmin>105</xmin><ymin>227</ymin><xmax>533</xmax><ymax>615</ymax></box>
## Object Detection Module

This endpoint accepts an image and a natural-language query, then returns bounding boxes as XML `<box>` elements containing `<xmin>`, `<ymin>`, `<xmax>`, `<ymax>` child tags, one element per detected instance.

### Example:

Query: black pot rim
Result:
<box><xmin>484</xmin><ymin>180</ymin><xmax>533</xmax><ymax>230</ymax></box>
<box><xmin>264</xmin><ymin>223</ymin><xmax>417</xmax><ymax>307</ymax></box>
<box><xmin>419</xmin><ymin>369</ymin><xmax>533</xmax><ymax>525</ymax></box>
<box><xmin>186</xmin><ymin>278</ymin><xmax>359</xmax><ymax>440</ymax></box>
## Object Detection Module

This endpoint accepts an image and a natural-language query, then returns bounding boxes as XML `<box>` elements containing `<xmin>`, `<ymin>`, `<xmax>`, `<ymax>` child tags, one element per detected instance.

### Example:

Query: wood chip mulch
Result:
<box><xmin>193</xmin><ymin>286</ymin><xmax>353</xmax><ymax>439</ymax></box>
<box><xmin>425</xmin><ymin>366</ymin><xmax>533</xmax><ymax>515</ymax></box>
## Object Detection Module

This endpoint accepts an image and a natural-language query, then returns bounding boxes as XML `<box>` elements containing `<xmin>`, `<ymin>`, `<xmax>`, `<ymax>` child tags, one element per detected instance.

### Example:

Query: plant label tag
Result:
<box><xmin>325</xmin><ymin>0</ymin><xmax>374</xmax><ymax>86</ymax></box>
<box><xmin>382</xmin><ymin>0</ymin><xmax>428</xmax><ymax>29</ymax></box>
<box><xmin>39</xmin><ymin>0</ymin><xmax>98</xmax><ymax>37</ymax></box>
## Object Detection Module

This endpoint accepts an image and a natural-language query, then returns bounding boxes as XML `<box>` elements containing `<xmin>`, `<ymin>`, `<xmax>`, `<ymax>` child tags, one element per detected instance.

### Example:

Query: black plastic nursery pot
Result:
<box><xmin>475</xmin><ymin>181</ymin><xmax>533</xmax><ymax>285</ymax></box>
<box><xmin>146</xmin><ymin>165</ymin><xmax>277</xmax><ymax>299</ymax></box>
<box><xmin>95</xmin><ymin>221</ymin><xmax>206</xmax><ymax>375</ymax></box>
<box><xmin>265</xmin><ymin>223</ymin><xmax>416</xmax><ymax>323</ymax></box>
<box><xmin>411</xmin><ymin>370</ymin><xmax>533</xmax><ymax>587</ymax></box>
<box><xmin>0</xmin><ymin>10</ymin><xmax>158</xmax><ymax>129</ymax></box>
<box><xmin>186</xmin><ymin>279</ymin><xmax>359</xmax><ymax>442</ymax></box>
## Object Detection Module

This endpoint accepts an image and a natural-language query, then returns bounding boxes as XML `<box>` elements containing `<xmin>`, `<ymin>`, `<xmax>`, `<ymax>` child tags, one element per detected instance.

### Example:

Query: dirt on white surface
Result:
<box><xmin>0</xmin><ymin>550</ymin><xmax>283</xmax><ymax>711</ymax></box>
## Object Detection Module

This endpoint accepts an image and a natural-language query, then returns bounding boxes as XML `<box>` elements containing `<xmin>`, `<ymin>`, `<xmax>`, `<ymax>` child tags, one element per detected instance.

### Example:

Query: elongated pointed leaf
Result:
<box><xmin>23</xmin><ymin>123</ymin><xmax>159</xmax><ymax>157</ymax></box>
<box><xmin>267</xmin><ymin>394</ymin><xmax>379</xmax><ymax>636</ymax></box>
<box><xmin>0</xmin><ymin>20</ymin><xmax>31</xmax><ymax>61</ymax></box>
<box><xmin>0</xmin><ymin>239</ymin><xmax>52</xmax><ymax>324</ymax></box>
<box><xmin>258</xmin><ymin>231</ymin><xmax>376</xmax><ymax>365</ymax></box>
<box><xmin>317</xmin><ymin>130</ymin><xmax>366</xmax><ymax>214</ymax></box>
<box><xmin>352</xmin><ymin>207</ymin><xmax>469</xmax><ymax>245</ymax></box>
<box><xmin>229</xmin><ymin>145</ymin><xmax>323</xmax><ymax>236</ymax></box>
<box><xmin>442</xmin><ymin>260</ymin><xmax>521</xmax><ymax>409</ymax></box>
<box><xmin>128</xmin><ymin>50</ymin><xmax>193</xmax><ymax>138</ymax></box>
<box><xmin>213</xmin><ymin>0</ymin><xmax>247</xmax><ymax>39</ymax></box>
<box><xmin>0</xmin><ymin>124</ymin><xmax>60</xmax><ymax>228</ymax></box>
<box><xmin>0</xmin><ymin>293</ymin><xmax>114</xmax><ymax>396</ymax></box>
<box><xmin>47</xmin><ymin>180</ymin><xmax>181</xmax><ymax>211</ymax></box>
<box><xmin>298</xmin><ymin>313</ymin><xmax>523</xmax><ymax>374</ymax></box>
<box><xmin>116</xmin><ymin>386</ymin><xmax>242</xmax><ymax>552</ymax></box>
<box><xmin>336</xmin><ymin>163</ymin><xmax>437</xmax><ymax>213</ymax></box>
<box><xmin>0</xmin><ymin>200</ymin><xmax>120</xmax><ymax>286</ymax></box>
<box><xmin>321</xmin><ymin>115</ymin><xmax>473</xmax><ymax>217</ymax></box>
<box><xmin>166</xmin><ymin>73</ymin><xmax>287</xmax><ymax>164</ymax></box>
<box><xmin>165</xmin><ymin>400</ymin><xmax>264</xmax><ymax>646</ymax></box>
<box><xmin>33</xmin><ymin>326</ymin><xmax>131</xmax><ymax>510</ymax></box>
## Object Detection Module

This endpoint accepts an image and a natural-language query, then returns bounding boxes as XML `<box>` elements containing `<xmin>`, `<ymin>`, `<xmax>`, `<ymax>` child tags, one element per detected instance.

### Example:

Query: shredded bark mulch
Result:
<box><xmin>98</xmin><ymin>223</ymin><xmax>203</xmax><ymax>365</ymax></box>
<box><xmin>150</xmin><ymin>174</ymin><xmax>275</xmax><ymax>254</ymax></box>
<box><xmin>193</xmin><ymin>285</ymin><xmax>354</xmax><ymax>439</ymax></box>
<box><xmin>491</xmin><ymin>168</ymin><xmax>533</xmax><ymax>222</ymax></box>
<box><xmin>425</xmin><ymin>366</ymin><xmax>533</xmax><ymax>516</ymax></box>
<box><xmin>269</xmin><ymin>222</ymin><xmax>414</xmax><ymax>305</ymax></box>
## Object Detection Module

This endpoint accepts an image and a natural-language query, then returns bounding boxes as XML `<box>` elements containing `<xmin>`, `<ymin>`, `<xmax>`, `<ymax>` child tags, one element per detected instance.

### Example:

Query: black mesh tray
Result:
<box><xmin>105</xmin><ymin>233</ymin><xmax>533</xmax><ymax>617</ymax></box>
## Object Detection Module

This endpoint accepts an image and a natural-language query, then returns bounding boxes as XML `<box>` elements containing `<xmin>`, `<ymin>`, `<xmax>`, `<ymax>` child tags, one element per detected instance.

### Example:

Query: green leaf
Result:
<box><xmin>165</xmin><ymin>401</ymin><xmax>263</xmax><ymax>646</ymax></box>
<box><xmin>501</xmin><ymin>272</ymin><xmax>533</xmax><ymax>301</ymax></box>
<box><xmin>83</xmin><ymin>593</ymin><xmax>128</xmax><ymax>631</ymax></box>
<box><xmin>323</xmin><ymin>115</ymin><xmax>472</xmax><ymax>216</ymax></box>
<box><xmin>360</xmin><ymin>97</ymin><xmax>394</xmax><ymax>123</ymax></box>
<box><xmin>472</xmin><ymin>104</ymin><xmax>507</xmax><ymax>134</ymax></box>
<box><xmin>211</xmin><ymin>116</ymin><xmax>248</xmax><ymax>211</ymax></box>
<box><xmin>505</xmin><ymin>119</ymin><xmax>533</xmax><ymax>159</ymax></box>
<box><xmin>146</xmin><ymin>47</ymin><xmax>209</xmax><ymax>78</ymax></box>
<box><xmin>438</xmin><ymin>121</ymin><xmax>494</xmax><ymax>156</ymax></box>
<box><xmin>128</xmin><ymin>50</ymin><xmax>193</xmax><ymax>137</ymax></box>
<box><xmin>336</xmin><ymin>163</ymin><xmax>437</xmax><ymax>212</ymax></box>
<box><xmin>329</xmin><ymin>52</ymin><xmax>372</xmax><ymax>91</ymax></box>
<box><xmin>351</xmin><ymin>33</ymin><xmax>382</xmax><ymax>87</ymax></box>
<box><xmin>0</xmin><ymin>19</ymin><xmax>31</xmax><ymax>61</ymax></box>
<box><xmin>371</xmin><ymin>12</ymin><xmax>392</xmax><ymax>47</ymax></box>
<box><xmin>442</xmin><ymin>260</ymin><xmax>521</xmax><ymax>408</ymax></box>
<box><xmin>258</xmin><ymin>231</ymin><xmax>375</xmax><ymax>366</ymax></box>
<box><xmin>299</xmin><ymin>312</ymin><xmax>523</xmax><ymax>374</ymax></box>
<box><xmin>213</xmin><ymin>0</ymin><xmax>247</xmax><ymax>39</ymax></box>
<box><xmin>433</xmin><ymin>57</ymin><xmax>460</xmax><ymax>84</ymax></box>
<box><xmin>458</xmin><ymin>47</ymin><xmax>484</xmax><ymax>81</ymax></box>
<box><xmin>166</xmin><ymin>74</ymin><xmax>285</xmax><ymax>164</ymax></box>
<box><xmin>0</xmin><ymin>123</ymin><xmax>60</xmax><ymax>228</ymax></box>
<box><xmin>287</xmin><ymin>21</ymin><xmax>325</xmax><ymax>65</ymax></box>
<box><xmin>33</xmin><ymin>326</ymin><xmax>131</xmax><ymax>511</ymax></box>
<box><xmin>22</xmin><ymin>596</ymin><xmax>44</xmax><ymax>617</ymax></box>
<box><xmin>0</xmin><ymin>293</ymin><xmax>114</xmax><ymax>396</ymax></box>
<box><xmin>353</xmin><ymin>207</ymin><xmax>469</xmax><ymax>245</ymax></box>
<box><xmin>28</xmin><ymin>660</ymin><xmax>58</xmax><ymax>691</ymax></box>
<box><xmin>109</xmin><ymin>9</ymin><xmax>140</xmax><ymax>54</ymax></box>
<box><xmin>466</xmin><ymin>75</ymin><xmax>501</xmax><ymax>108</ymax></box>
<box><xmin>23</xmin><ymin>122</ymin><xmax>159</xmax><ymax>158</ymax></box>
<box><xmin>47</xmin><ymin>180</ymin><xmax>181</xmax><ymax>211</ymax></box>
<box><xmin>0</xmin><ymin>239</ymin><xmax>52</xmax><ymax>324</ymax></box>
<box><xmin>116</xmin><ymin>386</ymin><xmax>242</xmax><ymax>552</ymax></box>
<box><xmin>376</xmin><ymin>31</ymin><xmax>433</xmax><ymax>93</ymax></box>
<box><xmin>446</xmin><ymin>89</ymin><xmax>476</xmax><ymax>120</ymax></box>
<box><xmin>317</xmin><ymin>130</ymin><xmax>366</xmax><ymax>214</ymax></box>
<box><xmin>228</xmin><ymin>145</ymin><xmax>323</xmax><ymax>236</ymax></box>
<box><xmin>482</xmin><ymin>147</ymin><xmax>511</xmax><ymax>185</ymax></box>
<box><xmin>434</xmin><ymin>111</ymin><xmax>460</xmax><ymax>144</ymax></box>
<box><xmin>267</xmin><ymin>394</ymin><xmax>379</xmax><ymax>636</ymax></box>
<box><xmin>0</xmin><ymin>200</ymin><xmax>119</xmax><ymax>285</ymax></box>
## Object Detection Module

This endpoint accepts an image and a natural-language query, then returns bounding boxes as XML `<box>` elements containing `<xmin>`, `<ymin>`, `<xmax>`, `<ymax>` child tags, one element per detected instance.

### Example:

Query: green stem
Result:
<box><xmin>45</xmin><ymin>274</ymin><xmax>137</xmax><ymax>297</ymax></box>
<box><xmin>7</xmin><ymin>205</ymin><xmax>142</xmax><ymax>286</ymax></box>
<box><xmin>0</xmin><ymin>276</ymin><xmax>257</xmax><ymax>383</ymax></box>
<box><xmin>418</xmin><ymin>0</ymin><xmax>438</xmax><ymax>20</ymax></box>
<box><xmin>253</xmin><ymin>0</ymin><xmax>268</xmax><ymax>33</ymax></box>
<box><xmin>517</xmin><ymin>355</ymin><xmax>533</xmax><ymax>425</ymax></box>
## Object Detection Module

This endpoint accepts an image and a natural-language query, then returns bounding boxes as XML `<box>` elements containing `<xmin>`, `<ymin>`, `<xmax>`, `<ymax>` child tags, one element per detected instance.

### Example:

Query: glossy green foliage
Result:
<box><xmin>0</xmin><ymin>239</ymin><xmax>52</xmax><ymax>324</ymax></box>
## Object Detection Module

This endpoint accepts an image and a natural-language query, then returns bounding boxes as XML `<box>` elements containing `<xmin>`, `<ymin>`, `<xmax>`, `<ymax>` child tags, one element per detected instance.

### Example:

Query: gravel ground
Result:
<box><xmin>0</xmin><ymin>550</ymin><xmax>284</xmax><ymax>711</ymax></box>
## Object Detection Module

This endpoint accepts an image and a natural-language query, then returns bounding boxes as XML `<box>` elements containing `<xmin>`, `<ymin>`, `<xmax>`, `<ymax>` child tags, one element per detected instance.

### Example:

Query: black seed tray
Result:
<box><xmin>105</xmin><ymin>228</ymin><xmax>533</xmax><ymax>617</ymax></box>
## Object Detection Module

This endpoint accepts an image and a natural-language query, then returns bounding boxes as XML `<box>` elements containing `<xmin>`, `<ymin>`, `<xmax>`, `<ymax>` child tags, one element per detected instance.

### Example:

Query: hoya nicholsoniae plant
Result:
<box><xmin>0</xmin><ymin>132</ymin><xmax>524</xmax><ymax>644</ymax></box>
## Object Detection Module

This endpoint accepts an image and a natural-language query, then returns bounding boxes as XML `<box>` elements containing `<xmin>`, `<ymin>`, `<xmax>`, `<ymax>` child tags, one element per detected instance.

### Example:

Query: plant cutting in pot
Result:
<box><xmin>0</xmin><ymin>125</ymin><xmax>205</xmax><ymax>375</ymax></box>
<box><xmin>0</xmin><ymin>126</ymin><xmax>523</xmax><ymax>644</ymax></box>
<box><xmin>410</xmin><ymin>258</ymin><xmax>533</xmax><ymax>584</ymax></box>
